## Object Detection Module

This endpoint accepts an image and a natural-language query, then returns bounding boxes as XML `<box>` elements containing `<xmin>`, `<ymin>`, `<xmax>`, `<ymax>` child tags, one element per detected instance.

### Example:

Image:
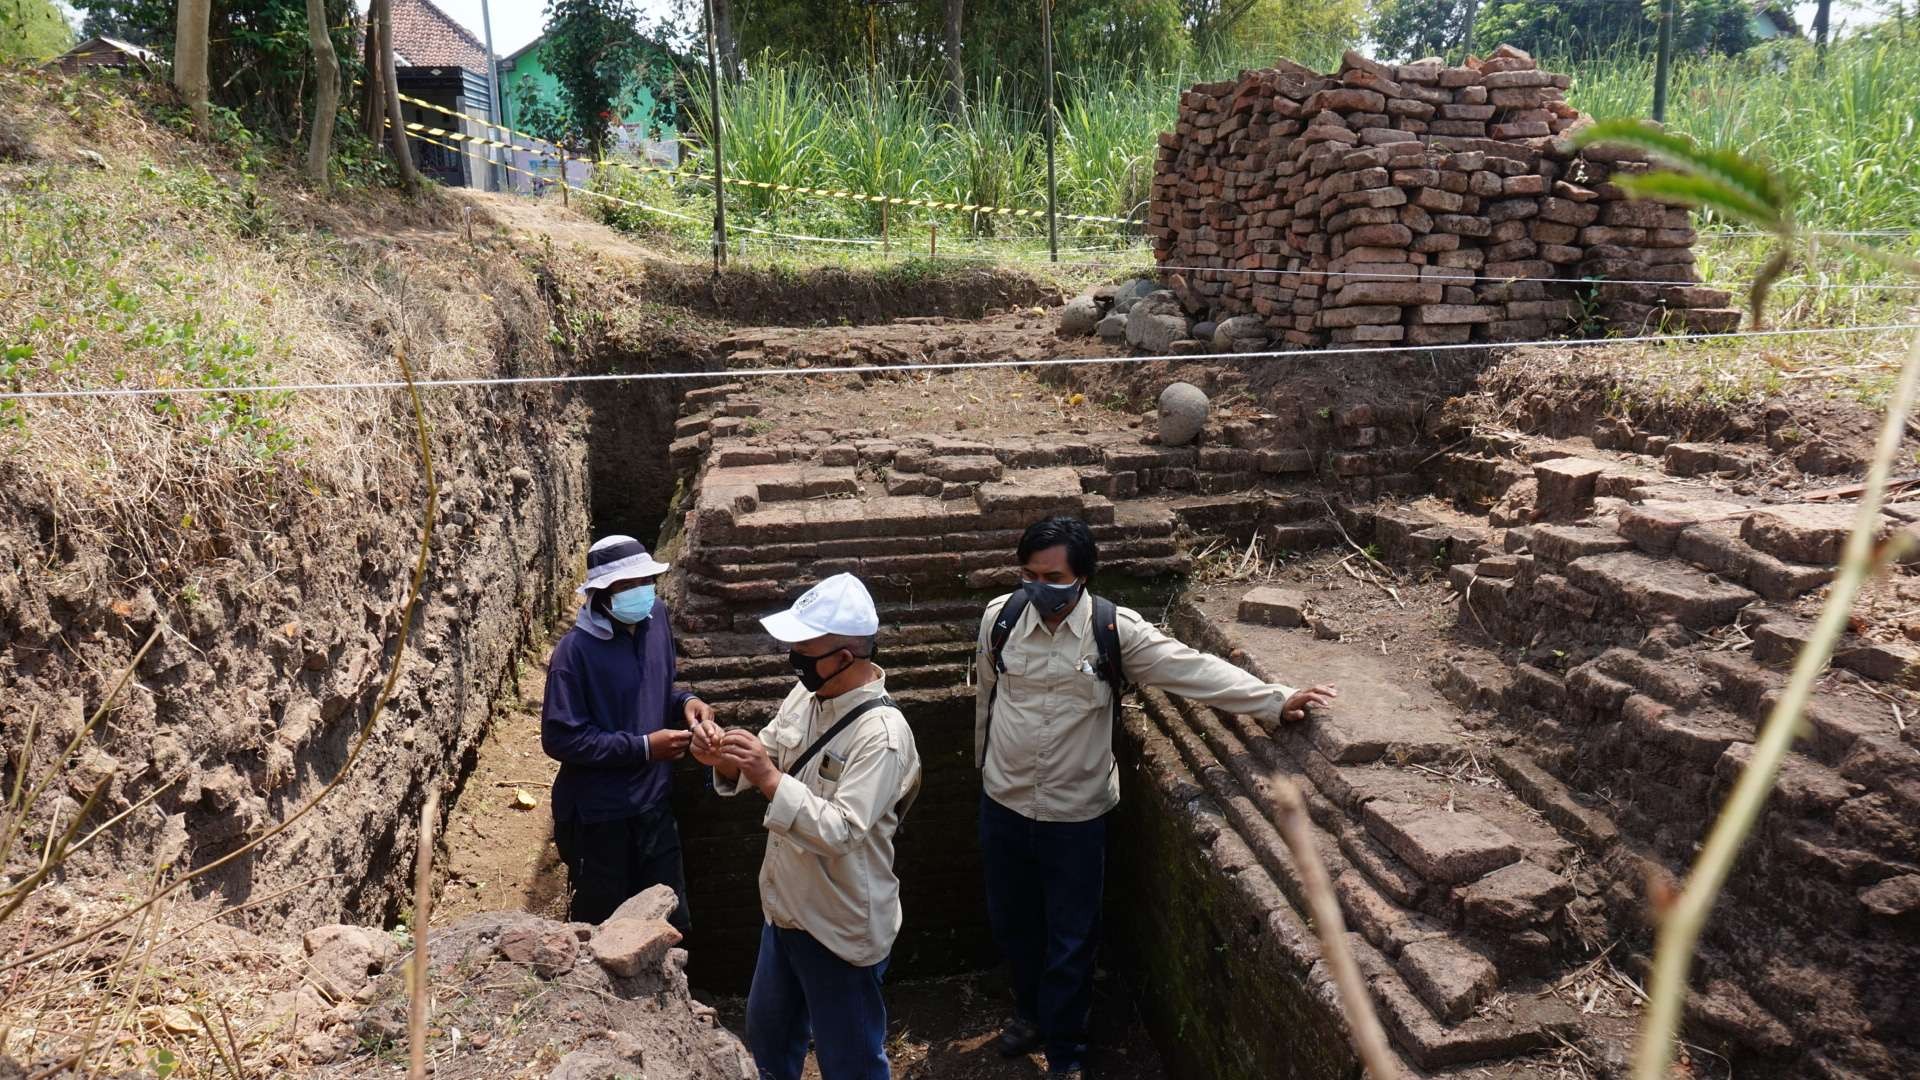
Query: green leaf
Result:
<box><xmin>1573</xmin><ymin>118</ymin><xmax>1793</xmax><ymax>231</ymax></box>
<box><xmin>1613</xmin><ymin>172</ymin><xmax>1782</xmax><ymax>232</ymax></box>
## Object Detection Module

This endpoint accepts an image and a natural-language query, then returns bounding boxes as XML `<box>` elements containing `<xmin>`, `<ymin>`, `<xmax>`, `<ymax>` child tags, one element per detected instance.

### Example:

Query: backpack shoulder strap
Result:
<box><xmin>1089</xmin><ymin>595</ymin><xmax>1131</xmax><ymax>724</ymax></box>
<box><xmin>789</xmin><ymin>694</ymin><xmax>897</xmax><ymax>778</ymax></box>
<box><xmin>1090</xmin><ymin>595</ymin><xmax>1128</xmax><ymax>694</ymax></box>
<box><xmin>982</xmin><ymin>591</ymin><xmax>1030</xmax><ymax>757</ymax></box>
<box><xmin>988</xmin><ymin>590</ymin><xmax>1031</xmax><ymax>674</ymax></box>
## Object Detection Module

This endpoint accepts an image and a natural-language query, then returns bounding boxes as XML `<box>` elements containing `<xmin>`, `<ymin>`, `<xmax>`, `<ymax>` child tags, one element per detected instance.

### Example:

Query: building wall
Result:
<box><xmin>500</xmin><ymin>38</ymin><xmax>671</xmax><ymax>143</ymax></box>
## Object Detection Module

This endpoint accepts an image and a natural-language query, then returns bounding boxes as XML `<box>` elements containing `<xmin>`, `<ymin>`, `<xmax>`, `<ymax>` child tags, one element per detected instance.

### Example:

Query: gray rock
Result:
<box><xmin>1213</xmin><ymin>315</ymin><xmax>1268</xmax><ymax>348</ymax></box>
<box><xmin>1126</xmin><ymin>313</ymin><xmax>1188</xmax><ymax>355</ymax></box>
<box><xmin>1057</xmin><ymin>294</ymin><xmax>1101</xmax><ymax>337</ymax></box>
<box><xmin>1095</xmin><ymin>313</ymin><xmax>1128</xmax><ymax>343</ymax></box>
<box><xmin>589</xmin><ymin>917</ymin><xmax>682</xmax><ymax>978</ymax></box>
<box><xmin>1158</xmin><ymin>382</ymin><xmax>1210</xmax><ymax>446</ymax></box>
<box><xmin>1133</xmin><ymin>289</ymin><xmax>1184</xmax><ymax>318</ymax></box>
<box><xmin>607</xmin><ymin>883</ymin><xmax>679</xmax><ymax>926</ymax></box>
<box><xmin>497</xmin><ymin>922</ymin><xmax>578</xmax><ymax>978</ymax></box>
<box><xmin>1191</xmin><ymin>320</ymin><xmax>1218</xmax><ymax>342</ymax></box>
<box><xmin>1111</xmin><ymin>277</ymin><xmax>1158</xmax><ymax>314</ymax></box>
<box><xmin>302</xmin><ymin>925</ymin><xmax>402</xmax><ymax>1002</ymax></box>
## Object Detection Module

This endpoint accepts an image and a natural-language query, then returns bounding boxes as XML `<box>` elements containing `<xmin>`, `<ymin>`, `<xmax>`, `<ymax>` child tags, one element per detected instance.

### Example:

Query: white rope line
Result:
<box><xmin>9</xmin><ymin>324</ymin><xmax>1917</xmax><ymax>403</ymax></box>
<box><xmin>1708</xmin><ymin>229</ymin><xmax>1920</xmax><ymax>239</ymax></box>
<box><xmin>1041</xmin><ymin>256</ymin><xmax>1920</xmax><ymax>292</ymax></box>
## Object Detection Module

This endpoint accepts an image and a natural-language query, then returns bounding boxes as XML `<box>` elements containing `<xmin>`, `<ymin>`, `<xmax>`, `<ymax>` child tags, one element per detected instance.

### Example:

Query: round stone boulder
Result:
<box><xmin>1213</xmin><ymin>315</ymin><xmax>1268</xmax><ymax>349</ymax></box>
<box><xmin>1158</xmin><ymin>382</ymin><xmax>1209</xmax><ymax>446</ymax></box>
<box><xmin>1056</xmin><ymin>294</ymin><xmax>1101</xmax><ymax>337</ymax></box>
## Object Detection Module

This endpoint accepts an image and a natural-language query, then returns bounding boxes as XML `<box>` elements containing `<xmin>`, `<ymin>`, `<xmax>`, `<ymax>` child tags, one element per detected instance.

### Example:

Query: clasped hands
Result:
<box><xmin>690</xmin><ymin>714</ymin><xmax>781</xmax><ymax>796</ymax></box>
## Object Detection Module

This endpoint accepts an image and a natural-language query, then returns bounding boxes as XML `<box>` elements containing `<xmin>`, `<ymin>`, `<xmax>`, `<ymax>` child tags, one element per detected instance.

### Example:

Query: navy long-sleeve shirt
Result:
<box><xmin>542</xmin><ymin>601</ymin><xmax>694</xmax><ymax>824</ymax></box>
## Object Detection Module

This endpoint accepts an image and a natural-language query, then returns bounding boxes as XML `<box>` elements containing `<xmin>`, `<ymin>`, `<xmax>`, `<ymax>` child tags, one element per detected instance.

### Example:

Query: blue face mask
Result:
<box><xmin>1021</xmin><ymin>579</ymin><xmax>1082</xmax><ymax>617</ymax></box>
<box><xmin>608</xmin><ymin>584</ymin><xmax>656</xmax><ymax>624</ymax></box>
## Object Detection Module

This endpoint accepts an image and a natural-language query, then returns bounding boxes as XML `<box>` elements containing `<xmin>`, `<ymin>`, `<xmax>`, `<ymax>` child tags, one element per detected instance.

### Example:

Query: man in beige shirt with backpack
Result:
<box><xmin>975</xmin><ymin>517</ymin><xmax>1336</xmax><ymax>1078</ymax></box>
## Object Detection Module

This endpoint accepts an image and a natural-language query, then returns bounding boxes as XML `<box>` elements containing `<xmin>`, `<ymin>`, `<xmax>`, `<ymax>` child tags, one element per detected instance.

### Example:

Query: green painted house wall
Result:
<box><xmin>499</xmin><ymin>36</ymin><xmax>672</xmax><ymax>139</ymax></box>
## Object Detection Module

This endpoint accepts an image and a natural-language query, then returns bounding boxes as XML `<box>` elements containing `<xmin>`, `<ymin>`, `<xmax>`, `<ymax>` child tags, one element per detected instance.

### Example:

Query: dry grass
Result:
<box><xmin>0</xmin><ymin>69</ymin><xmax>527</xmax><ymax>595</ymax></box>
<box><xmin>0</xmin><ymin>66</ymin><xmax>540</xmax><ymax>1078</ymax></box>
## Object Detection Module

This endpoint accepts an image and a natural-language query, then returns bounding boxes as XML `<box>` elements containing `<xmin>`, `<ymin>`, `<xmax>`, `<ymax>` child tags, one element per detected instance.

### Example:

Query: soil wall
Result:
<box><xmin>0</xmin><ymin>381</ymin><xmax>591</xmax><ymax>928</ymax></box>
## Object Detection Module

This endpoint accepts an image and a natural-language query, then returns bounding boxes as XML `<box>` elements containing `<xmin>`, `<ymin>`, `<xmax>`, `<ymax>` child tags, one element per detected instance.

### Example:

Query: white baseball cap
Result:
<box><xmin>759</xmin><ymin>573</ymin><xmax>880</xmax><ymax>642</ymax></box>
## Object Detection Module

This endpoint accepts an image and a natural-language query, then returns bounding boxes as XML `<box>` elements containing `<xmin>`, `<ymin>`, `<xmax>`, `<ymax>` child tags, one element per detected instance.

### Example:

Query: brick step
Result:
<box><xmin>1748</xmin><ymin>609</ymin><xmax>1920</xmax><ymax>690</ymax></box>
<box><xmin>1670</xmin><ymin>519</ymin><xmax>1834</xmax><ymax>601</ymax></box>
<box><xmin>1167</xmin><ymin>490</ymin><xmax>1328</xmax><ymax>533</ymax></box>
<box><xmin>676</xmin><ymin>604</ymin><xmax>981</xmax><ymax>657</ymax></box>
<box><xmin>1697</xmin><ymin>652</ymin><xmax>1910</xmax><ymax>768</ymax></box>
<box><xmin>687</xmin><ymin>508</ymin><xmax>1177</xmax><ymax>570</ymax></box>
<box><xmin>1140</xmin><ymin>690</ymin><xmax>1526</xmax><ymax>1044</ymax></box>
<box><xmin>692</xmin><ymin>535</ymin><xmax>1181</xmax><ymax>586</ymax></box>
<box><xmin>696</xmin><ymin>492</ymin><xmax>1117</xmax><ymax>546</ymax></box>
<box><xmin>679</xmin><ymin>637</ymin><xmax>974</xmax><ymax>682</ymax></box>
<box><xmin>1141</xmin><ymin>685</ymin><xmax>1587</xmax><ymax>1068</ymax></box>
<box><xmin>1560</xmin><ymin>550</ymin><xmax>1757</xmax><ymax>630</ymax></box>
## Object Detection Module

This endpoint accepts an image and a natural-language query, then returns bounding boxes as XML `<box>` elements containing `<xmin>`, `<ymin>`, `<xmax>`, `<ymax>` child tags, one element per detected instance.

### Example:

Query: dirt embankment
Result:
<box><xmin>0</xmin><ymin>72</ymin><xmax>604</xmax><ymax>948</ymax></box>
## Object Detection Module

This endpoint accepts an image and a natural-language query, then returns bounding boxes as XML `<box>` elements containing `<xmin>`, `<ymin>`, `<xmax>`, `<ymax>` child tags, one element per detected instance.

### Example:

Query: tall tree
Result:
<box><xmin>173</xmin><ymin>0</ymin><xmax>211</xmax><ymax>133</ymax></box>
<box><xmin>544</xmin><ymin>0</ymin><xmax>653</xmax><ymax>157</ymax></box>
<box><xmin>303</xmin><ymin>0</ymin><xmax>339</xmax><ymax>183</ymax></box>
<box><xmin>0</xmin><ymin>0</ymin><xmax>74</xmax><ymax>61</ymax></box>
<box><xmin>943</xmin><ymin>0</ymin><xmax>964</xmax><ymax>115</ymax></box>
<box><xmin>371</xmin><ymin>0</ymin><xmax>421</xmax><ymax>189</ymax></box>
<box><xmin>1368</xmin><ymin>0</ymin><xmax>1475</xmax><ymax>61</ymax></box>
<box><xmin>712</xmin><ymin>0</ymin><xmax>739</xmax><ymax>76</ymax></box>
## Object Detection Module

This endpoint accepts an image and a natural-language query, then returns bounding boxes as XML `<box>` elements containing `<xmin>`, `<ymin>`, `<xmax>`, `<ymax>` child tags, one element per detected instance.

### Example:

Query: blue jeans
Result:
<box><xmin>979</xmin><ymin>793</ymin><xmax>1109</xmax><ymax>1075</ymax></box>
<box><xmin>744</xmin><ymin>923</ymin><xmax>890</xmax><ymax>1080</ymax></box>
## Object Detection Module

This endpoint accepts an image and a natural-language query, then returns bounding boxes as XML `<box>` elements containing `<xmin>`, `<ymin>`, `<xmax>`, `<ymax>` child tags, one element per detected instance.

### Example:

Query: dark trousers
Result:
<box><xmin>745</xmin><ymin>923</ymin><xmax>891</xmax><ymax>1080</ymax></box>
<box><xmin>552</xmin><ymin>802</ymin><xmax>690</xmax><ymax>933</ymax></box>
<box><xmin>979</xmin><ymin>793</ymin><xmax>1109</xmax><ymax>1075</ymax></box>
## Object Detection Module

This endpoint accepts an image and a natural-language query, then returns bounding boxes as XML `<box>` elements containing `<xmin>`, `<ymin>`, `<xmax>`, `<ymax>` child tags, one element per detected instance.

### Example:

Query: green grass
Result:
<box><xmin>591</xmin><ymin>41</ymin><xmax>1912</xmax><ymax>253</ymax></box>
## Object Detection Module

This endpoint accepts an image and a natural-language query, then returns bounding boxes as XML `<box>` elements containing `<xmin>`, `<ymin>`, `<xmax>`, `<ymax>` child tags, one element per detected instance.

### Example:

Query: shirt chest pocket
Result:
<box><xmin>1000</xmin><ymin>648</ymin><xmax>1107</xmax><ymax>714</ymax></box>
<box><xmin>811</xmin><ymin>748</ymin><xmax>848</xmax><ymax>797</ymax></box>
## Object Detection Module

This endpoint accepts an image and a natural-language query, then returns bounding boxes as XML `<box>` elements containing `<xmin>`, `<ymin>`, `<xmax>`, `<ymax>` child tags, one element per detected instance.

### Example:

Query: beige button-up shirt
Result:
<box><xmin>975</xmin><ymin>592</ymin><xmax>1297</xmax><ymax>823</ymax></box>
<box><xmin>715</xmin><ymin>670</ymin><xmax>922</xmax><ymax>967</ymax></box>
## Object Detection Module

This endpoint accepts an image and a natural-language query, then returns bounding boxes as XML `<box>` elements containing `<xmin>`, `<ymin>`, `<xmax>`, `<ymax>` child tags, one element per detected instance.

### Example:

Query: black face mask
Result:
<box><xmin>789</xmin><ymin>648</ymin><xmax>849</xmax><ymax>693</ymax></box>
<box><xmin>1021</xmin><ymin>578</ymin><xmax>1083</xmax><ymax>617</ymax></box>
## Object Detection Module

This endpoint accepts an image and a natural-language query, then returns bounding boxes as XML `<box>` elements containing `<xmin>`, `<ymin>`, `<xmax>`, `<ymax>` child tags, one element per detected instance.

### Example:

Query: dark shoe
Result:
<box><xmin>1050</xmin><ymin>1070</ymin><xmax>1086</xmax><ymax>1080</ymax></box>
<box><xmin>994</xmin><ymin>1019</ymin><xmax>1042</xmax><ymax>1058</ymax></box>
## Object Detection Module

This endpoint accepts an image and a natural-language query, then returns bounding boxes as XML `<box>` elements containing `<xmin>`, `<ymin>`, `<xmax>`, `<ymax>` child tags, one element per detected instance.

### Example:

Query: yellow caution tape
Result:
<box><xmin>380</xmin><ymin>85</ymin><xmax>1129</xmax><ymax>224</ymax></box>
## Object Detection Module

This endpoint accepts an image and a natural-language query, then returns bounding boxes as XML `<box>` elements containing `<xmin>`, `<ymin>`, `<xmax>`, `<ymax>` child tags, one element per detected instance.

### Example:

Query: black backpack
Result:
<box><xmin>983</xmin><ymin>590</ymin><xmax>1130</xmax><ymax>751</ymax></box>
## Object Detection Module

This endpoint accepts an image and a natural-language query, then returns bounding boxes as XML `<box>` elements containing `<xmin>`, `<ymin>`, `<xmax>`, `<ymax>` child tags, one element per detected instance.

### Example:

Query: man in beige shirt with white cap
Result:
<box><xmin>975</xmin><ymin>517</ymin><xmax>1337</xmax><ymax>1078</ymax></box>
<box><xmin>689</xmin><ymin>572</ymin><xmax>921</xmax><ymax>1080</ymax></box>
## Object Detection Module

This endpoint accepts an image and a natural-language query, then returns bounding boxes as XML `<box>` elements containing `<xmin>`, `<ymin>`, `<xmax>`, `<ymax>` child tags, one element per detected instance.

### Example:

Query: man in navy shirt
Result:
<box><xmin>542</xmin><ymin>534</ymin><xmax>712</xmax><ymax>932</ymax></box>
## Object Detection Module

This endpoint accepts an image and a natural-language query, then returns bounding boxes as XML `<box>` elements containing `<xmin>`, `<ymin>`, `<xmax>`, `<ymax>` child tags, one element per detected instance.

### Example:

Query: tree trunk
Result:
<box><xmin>173</xmin><ymin>0</ymin><xmax>212</xmax><ymax>134</ymax></box>
<box><xmin>943</xmin><ymin>0</ymin><xmax>964</xmax><ymax>118</ymax></box>
<box><xmin>1814</xmin><ymin>0</ymin><xmax>1832</xmax><ymax>49</ymax></box>
<box><xmin>712</xmin><ymin>0</ymin><xmax>740</xmax><ymax>78</ymax></box>
<box><xmin>304</xmin><ymin>0</ymin><xmax>341</xmax><ymax>184</ymax></box>
<box><xmin>374</xmin><ymin>0</ymin><xmax>422</xmax><ymax>190</ymax></box>
<box><xmin>360</xmin><ymin>11</ymin><xmax>384</xmax><ymax>140</ymax></box>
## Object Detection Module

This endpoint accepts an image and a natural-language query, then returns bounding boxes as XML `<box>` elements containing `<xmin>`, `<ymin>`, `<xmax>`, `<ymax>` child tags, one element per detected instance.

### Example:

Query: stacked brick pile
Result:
<box><xmin>1148</xmin><ymin>45</ymin><xmax>1741</xmax><ymax>347</ymax></box>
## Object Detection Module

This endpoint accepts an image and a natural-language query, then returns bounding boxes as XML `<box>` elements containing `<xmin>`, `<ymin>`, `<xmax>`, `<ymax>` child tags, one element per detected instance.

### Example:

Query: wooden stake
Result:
<box><xmin>407</xmin><ymin>789</ymin><xmax>440</xmax><ymax>1080</ymax></box>
<box><xmin>930</xmin><ymin>222</ymin><xmax>937</xmax><ymax>257</ymax></box>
